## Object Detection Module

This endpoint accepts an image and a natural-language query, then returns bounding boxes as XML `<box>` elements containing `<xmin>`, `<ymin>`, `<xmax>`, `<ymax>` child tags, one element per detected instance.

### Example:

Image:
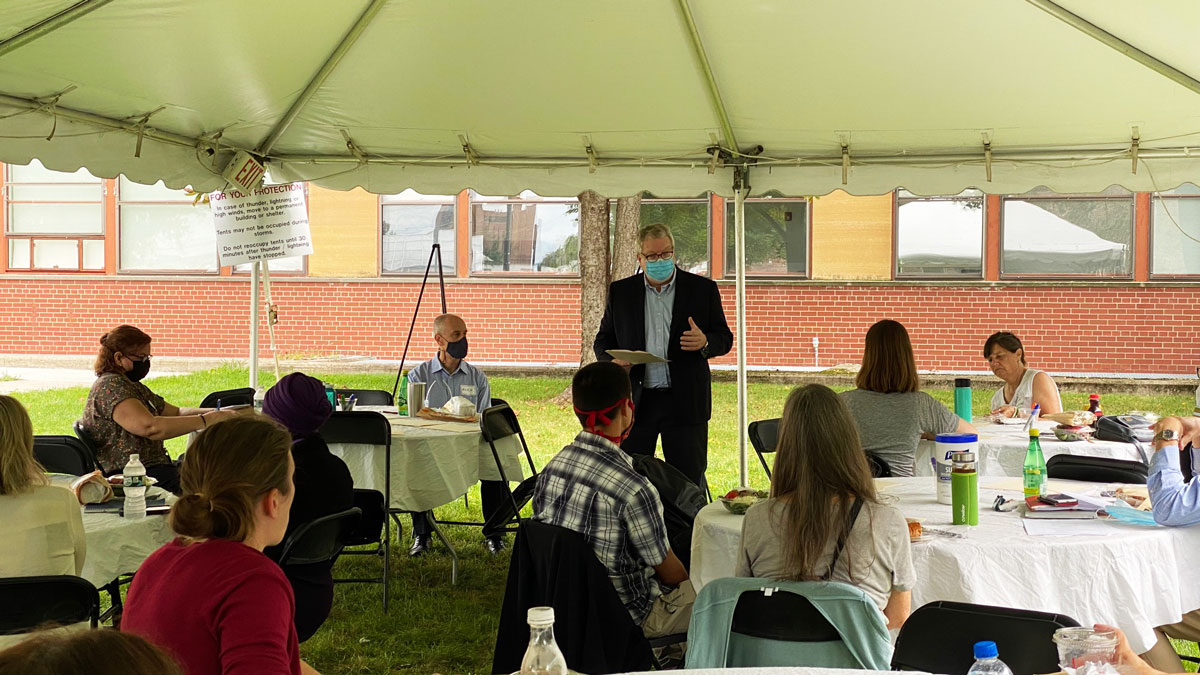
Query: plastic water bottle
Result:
<box><xmin>253</xmin><ymin>387</ymin><xmax>265</xmax><ymax>412</ymax></box>
<box><xmin>967</xmin><ymin>641</ymin><xmax>1014</xmax><ymax>675</ymax></box>
<box><xmin>123</xmin><ymin>454</ymin><xmax>147</xmax><ymax>519</ymax></box>
<box><xmin>520</xmin><ymin>607</ymin><xmax>567</xmax><ymax>675</ymax></box>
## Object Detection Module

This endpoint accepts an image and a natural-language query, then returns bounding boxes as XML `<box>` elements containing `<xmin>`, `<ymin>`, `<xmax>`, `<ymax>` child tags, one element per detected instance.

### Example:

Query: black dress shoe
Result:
<box><xmin>409</xmin><ymin>534</ymin><xmax>433</xmax><ymax>557</ymax></box>
<box><xmin>484</xmin><ymin>536</ymin><xmax>506</xmax><ymax>555</ymax></box>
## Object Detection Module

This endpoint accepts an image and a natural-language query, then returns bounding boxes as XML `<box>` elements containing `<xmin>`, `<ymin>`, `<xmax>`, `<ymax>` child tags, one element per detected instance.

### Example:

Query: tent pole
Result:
<box><xmin>1025</xmin><ymin>0</ymin><xmax>1200</xmax><ymax>97</ymax></box>
<box><xmin>734</xmin><ymin>177</ymin><xmax>748</xmax><ymax>487</ymax></box>
<box><xmin>674</xmin><ymin>0</ymin><xmax>738</xmax><ymax>152</ymax></box>
<box><xmin>0</xmin><ymin>0</ymin><xmax>117</xmax><ymax>58</ymax></box>
<box><xmin>250</xmin><ymin>261</ymin><xmax>260</xmax><ymax>390</ymax></box>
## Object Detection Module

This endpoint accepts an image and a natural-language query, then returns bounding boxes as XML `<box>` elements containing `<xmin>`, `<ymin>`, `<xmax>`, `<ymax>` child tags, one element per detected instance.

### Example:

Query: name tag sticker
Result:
<box><xmin>461</xmin><ymin>385</ymin><xmax>477</xmax><ymax>397</ymax></box>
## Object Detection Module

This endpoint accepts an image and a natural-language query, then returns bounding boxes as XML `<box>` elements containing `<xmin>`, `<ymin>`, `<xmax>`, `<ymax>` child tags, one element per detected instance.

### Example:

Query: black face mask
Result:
<box><xmin>444</xmin><ymin>336</ymin><xmax>469</xmax><ymax>360</ymax></box>
<box><xmin>126</xmin><ymin>357</ymin><xmax>151</xmax><ymax>382</ymax></box>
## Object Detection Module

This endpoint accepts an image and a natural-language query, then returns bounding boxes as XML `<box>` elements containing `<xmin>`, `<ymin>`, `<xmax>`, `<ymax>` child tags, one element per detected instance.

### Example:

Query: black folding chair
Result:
<box><xmin>0</xmin><ymin>575</ymin><xmax>99</xmax><ymax>635</ymax></box>
<box><xmin>199</xmin><ymin>387</ymin><xmax>254</xmax><ymax>409</ymax></box>
<box><xmin>1046</xmin><ymin>454</ymin><xmax>1147</xmax><ymax>484</ymax></box>
<box><xmin>33</xmin><ymin>435</ymin><xmax>97</xmax><ymax>475</ymax></box>
<box><xmin>334</xmin><ymin>489</ymin><xmax>388</xmax><ymax>605</ymax></box>
<box><xmin>748</xmin><ymin>419</ymin><xmax>779</xmax><ymax>480</ymax></box>
<box><xmin>278</xmin><ymin>507</ymin><xmax>362</xmax><ymax>566</ymax></box>
<box><xmin>335</xmin><ymin>389</ymin><xmax>393</xmax><ymax>406</ymax></box>
<box><xmin>72</xmin><ymin>421</ymin><xmax>102</xmax><ymax>468</ymax></box>
<box><xmin>867</xmin><ymin>453</ymin><xmax>892</xmax><ymax>478</ymax></box>
<box><xmin>319</xmin><ymin>411</ymin><xmax>394</xmax><ymax>608</ymax></box>
<box><xmin>469</xmin><ymin>403</ymin><xmax>540</xmax><ymax>538</ymax></box>
<box><xmin>892</xmin><ymin>600</ymin><xmax>1079</xmax><ymax>675</ymax></box>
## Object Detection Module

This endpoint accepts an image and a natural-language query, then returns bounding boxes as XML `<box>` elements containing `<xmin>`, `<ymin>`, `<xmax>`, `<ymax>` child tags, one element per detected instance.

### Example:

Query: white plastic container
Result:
<box><xmin>520</xmin><ymin>606</ymin><xmax>567</xmax><ymax>675</ymax></box>
<box><xmin>123</xmin><ymin>454</ymin><xmax>147</xmax><ymax>519</ymax></box>
<box><xmin>935</xmin><ymin>433</ymin><xmax>979</xmax><ymax>505</ymax></box>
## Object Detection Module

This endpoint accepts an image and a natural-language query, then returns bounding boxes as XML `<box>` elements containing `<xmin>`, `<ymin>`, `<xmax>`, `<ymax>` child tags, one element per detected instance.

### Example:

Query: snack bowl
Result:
<box><xmin>719</xmin><ymin>489</ymin><xmax>769</xmax><ymax>515</ymax></box>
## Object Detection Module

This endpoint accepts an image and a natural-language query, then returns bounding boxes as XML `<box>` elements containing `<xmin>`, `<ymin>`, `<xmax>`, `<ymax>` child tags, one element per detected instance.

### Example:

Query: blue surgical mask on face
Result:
<box><xmin>644</xmin><ymin>258</ymin><xmax>675</xmax><ymax>282</ymax></box>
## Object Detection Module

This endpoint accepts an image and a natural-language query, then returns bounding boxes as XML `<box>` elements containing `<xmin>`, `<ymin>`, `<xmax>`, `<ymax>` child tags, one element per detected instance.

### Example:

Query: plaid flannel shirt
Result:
<box><xmin>532</xmin><ymin>431</ymin><xmax>670</xmax><ymax>624</ymax></box>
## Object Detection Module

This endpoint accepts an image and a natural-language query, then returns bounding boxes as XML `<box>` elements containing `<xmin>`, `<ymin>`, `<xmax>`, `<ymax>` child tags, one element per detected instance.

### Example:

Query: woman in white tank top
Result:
<box><xmin>984</xmin><ymin>332</ymin><xmax>1063</xmax><ymax>417</ymax></box>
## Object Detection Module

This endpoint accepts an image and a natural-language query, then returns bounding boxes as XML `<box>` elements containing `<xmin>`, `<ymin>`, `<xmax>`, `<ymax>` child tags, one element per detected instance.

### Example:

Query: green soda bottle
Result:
<box><xmin>1023</xmin><ymin>427</ymin><xmax>1047</xmax><ymax>497</ymax></box>
<box><xmin>397</xmin><ymin>371</ymin><xmax>408</xmax><ymax>415</ymax></box>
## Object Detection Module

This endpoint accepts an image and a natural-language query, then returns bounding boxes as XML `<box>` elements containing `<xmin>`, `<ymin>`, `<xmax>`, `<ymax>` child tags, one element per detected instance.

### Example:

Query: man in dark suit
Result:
<box><xmin>593</xmin><ymin>223</ymin><xmax>734</xmax><ymax>488</ymax></box>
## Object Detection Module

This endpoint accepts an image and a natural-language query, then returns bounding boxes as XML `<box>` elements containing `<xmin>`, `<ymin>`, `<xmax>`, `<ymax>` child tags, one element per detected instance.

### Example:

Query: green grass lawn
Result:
<box><xmin>11</xmin><ymin>367</ymin><xmax>1198</xmax><ymax>674</ymax></box>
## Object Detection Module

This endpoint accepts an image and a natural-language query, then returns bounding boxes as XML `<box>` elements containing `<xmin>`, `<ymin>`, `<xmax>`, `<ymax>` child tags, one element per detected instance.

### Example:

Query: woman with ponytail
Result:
<box><xmin>80</xmin><ymin>325</ymin><xmax>239</xmax><ymax>494</ymax></box>
<box><xmin>261</xmin><ymin>372</ymin><xmax>354</xmax><ymax>642</ymax></box>
<box><xmin>122</xmin><ymin>415</ymin><xmax>322</xmax><ymax>675</ymax></box>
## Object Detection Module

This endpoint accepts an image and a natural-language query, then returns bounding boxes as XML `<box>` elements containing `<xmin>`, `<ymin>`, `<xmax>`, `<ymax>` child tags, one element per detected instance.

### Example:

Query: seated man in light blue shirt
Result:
<box><xmin>1141</xmin><ymin>415</ymin><xmax>1200</xmax><ymax>671</ymax></box>
<box><xmin>406</xmin><ymin>313</ymin><xmax>507</xmax><ymax>556</ymax></box>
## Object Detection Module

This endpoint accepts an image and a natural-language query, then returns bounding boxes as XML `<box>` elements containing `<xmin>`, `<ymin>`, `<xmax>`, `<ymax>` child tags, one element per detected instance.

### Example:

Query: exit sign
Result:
<box><xmin>221</xmin><ymin>150</ymin><xmax>265</xmax><ymax>192</ymax></box>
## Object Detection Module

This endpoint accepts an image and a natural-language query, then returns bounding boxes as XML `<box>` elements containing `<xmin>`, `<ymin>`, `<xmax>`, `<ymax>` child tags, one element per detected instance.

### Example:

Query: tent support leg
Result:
<box><xmin>250</xmin><ymin>261</ymin><xmax>260</xmax><ymax>390</ymax></box>
<box><xmin>733</xmin><ymin>170</ymin><xmax>749</xmax><ymax>488</ymax></box>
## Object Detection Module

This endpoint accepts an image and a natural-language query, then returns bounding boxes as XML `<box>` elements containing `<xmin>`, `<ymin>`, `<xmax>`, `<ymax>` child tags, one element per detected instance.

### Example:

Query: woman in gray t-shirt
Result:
<box><xmin>736</xmin><ymin>383</ymin><xmax>914</xmax><ymax>629</ymax></box>
<box><xmin>839</xmin><ymin>320</ymin><xmax>975</xmax><ymax>477</ymax></box>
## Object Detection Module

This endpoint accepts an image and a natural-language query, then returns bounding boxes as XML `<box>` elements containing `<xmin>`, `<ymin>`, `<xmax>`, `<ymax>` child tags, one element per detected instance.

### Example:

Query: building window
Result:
<box><xmin>381</xmin><ymin>190</ymin><xmax>456</xmax><ymax>275</ymax></box>
<box><xmin>641</xmin><ymin>198</ymin><xmax>710</xmax><ymax>276</ymax></box>
<box><xmin>724</xmin><ymin>197</ymin><xmax>807</xmax><ymax>276</ymax></box>
<box><xmin>895</xmin><ymin>189</ymin><xmax>984</xmax><ymax>278</ymax></box>
<box><xmin>469</xmin><ymin>191</ymin><xmax>579</xmax><ymax>274</ymax></box>
<box><xmin>118</xmin><ymin>178</ymin><xmax>219</xmax><ymax>273</ymax></box>
<box><xmin>1000</xmin><ymin>186</ymin><xmax>1134</xmax><ymax>278</ymax></box>
<box><xmin>1151</xmin><ymin>184</ymin><xmax>1200</xmax><ymax>277</ymax></box>
<box><xmin>6</xmin><ymin>160</ymin><xmax>104</xmax><ymax>271</ymax></box>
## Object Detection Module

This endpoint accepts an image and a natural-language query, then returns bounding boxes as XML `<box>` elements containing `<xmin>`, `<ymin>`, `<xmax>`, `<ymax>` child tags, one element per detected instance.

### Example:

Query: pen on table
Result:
<box><xmin>348</xmin><ymin>394</ymin><xmax>357</xmax><ymax>408</ymax></box>
<box><xmin>1023</xmin><ymin>403</ymin><xmax>1040</xmax><ymax>434</ymax></box>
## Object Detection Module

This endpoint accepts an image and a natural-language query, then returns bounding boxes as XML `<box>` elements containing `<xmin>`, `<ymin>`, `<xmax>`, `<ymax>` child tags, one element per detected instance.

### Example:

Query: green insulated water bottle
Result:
<box><xmin>951</xmin><ymin>451</ymin><xmax>978</xmax><ymax>526</ymax></box>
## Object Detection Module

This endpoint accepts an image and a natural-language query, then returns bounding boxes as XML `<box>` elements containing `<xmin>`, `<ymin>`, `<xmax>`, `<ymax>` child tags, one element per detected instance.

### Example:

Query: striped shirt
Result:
<box><xmin>533</xmin><ymin>431</ymin><xmax>670</xmax><ymax>624</ymax></box>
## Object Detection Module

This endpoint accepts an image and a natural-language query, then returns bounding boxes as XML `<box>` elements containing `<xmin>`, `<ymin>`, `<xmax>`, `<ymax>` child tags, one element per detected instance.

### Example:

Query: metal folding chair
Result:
<box><xmin>199</xmin><ymin>387</ymin><xmax>254</xmax><ymax>408</ymax></box>
<box><xmin>33</xmin><ymin>435</ymin><xmax>97</xmax><ymax>475</ymax></box>
<box><xmin>748</xmin><ymin>418</ymin><xmax>779</xmax><ymax>480</ymax></box>
<box><xmin>0</xmin><ymin>575</ymin><xmax>99</xmax><ymax>635</ymax></box>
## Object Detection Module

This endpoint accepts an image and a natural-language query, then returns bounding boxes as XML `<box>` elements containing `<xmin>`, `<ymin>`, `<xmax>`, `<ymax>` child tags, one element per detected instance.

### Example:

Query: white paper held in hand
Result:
<box><xmin>605</xmin><ymin>349</ymin><xmax>668</xmax><ymax>365</ymax></box>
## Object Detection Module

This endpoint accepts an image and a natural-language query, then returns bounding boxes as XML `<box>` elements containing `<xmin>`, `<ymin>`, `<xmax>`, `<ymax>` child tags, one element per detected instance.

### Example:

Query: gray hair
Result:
<box><xmin>637</xmin><ymin>223</ymin><xmax>674</xmax><ymax>249</ymax></box>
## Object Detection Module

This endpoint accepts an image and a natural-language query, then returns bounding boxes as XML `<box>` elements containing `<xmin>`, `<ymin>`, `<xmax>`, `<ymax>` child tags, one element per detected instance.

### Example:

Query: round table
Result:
<box><xmin>914</xmin><ymin>418</ymin><xmax>1143</xmax><ymax>477</ymax></box>
<box><xmin>690</xmin><ymin>476</ymin><xmax>1200</xmax><ymax>653</ymax></box>
<box><xmin>327</xmin><ymin>406</ymin><xmax>525</xmax><ymax>512</ymax></box>
<box><xmin>80</xmin><ymin>505</ymin><xmax>174</xmax><ymax>587</ymax></box>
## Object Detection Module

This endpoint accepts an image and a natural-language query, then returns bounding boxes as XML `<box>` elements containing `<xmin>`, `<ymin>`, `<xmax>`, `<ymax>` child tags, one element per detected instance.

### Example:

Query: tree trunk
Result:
<box><xmin>612</xmin><ymin>194</ymin><xmax>641</xmax><ymax>281</ymax></box>
<box><xmin>577</xmin><ymin>190</ymin><xmax>611</xmax><ymax>367</ymax></box>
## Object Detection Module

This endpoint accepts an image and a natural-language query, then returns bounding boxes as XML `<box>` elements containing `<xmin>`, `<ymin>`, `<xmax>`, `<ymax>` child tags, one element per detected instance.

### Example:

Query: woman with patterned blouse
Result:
<box><xmin>79</xmin><ymin>325</ymin><xmax>239</xmax><ymax>494</ymax></box>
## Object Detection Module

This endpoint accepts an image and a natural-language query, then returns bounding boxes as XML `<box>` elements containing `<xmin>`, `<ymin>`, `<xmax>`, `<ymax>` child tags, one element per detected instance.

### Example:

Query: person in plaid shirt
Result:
<box><xmin>533</xmin><ymin>361</ymin><xmax>694</xmax><ymax>638</ymax></box>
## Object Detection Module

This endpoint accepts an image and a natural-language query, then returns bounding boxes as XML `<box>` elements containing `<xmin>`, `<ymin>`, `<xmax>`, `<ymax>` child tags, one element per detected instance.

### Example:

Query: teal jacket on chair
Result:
<box><xmin>684</xmin><ymin>577</ymin><xmax>892</xmax><ymax>669</ymax></box>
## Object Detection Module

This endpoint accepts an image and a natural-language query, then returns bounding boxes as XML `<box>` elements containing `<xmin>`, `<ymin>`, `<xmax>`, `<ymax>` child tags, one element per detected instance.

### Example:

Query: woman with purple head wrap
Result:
<box><xmin>261</xmin><ymin>372</ymin><xmax>354</xmax><ymax>642</ymax></box>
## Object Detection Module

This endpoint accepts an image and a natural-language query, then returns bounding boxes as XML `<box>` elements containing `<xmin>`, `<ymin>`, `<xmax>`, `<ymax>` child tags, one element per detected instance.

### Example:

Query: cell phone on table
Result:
<box><xmin>1038</xmin><ymin>493</ymin><xmax>1078</xmax><ymax>507</ymax></box>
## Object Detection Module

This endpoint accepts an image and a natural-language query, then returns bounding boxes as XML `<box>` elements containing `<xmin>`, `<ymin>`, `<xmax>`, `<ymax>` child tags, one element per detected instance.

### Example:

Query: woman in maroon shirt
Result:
<box><xmin>122</xmin><ymin>415</ymin><xmax>322</xmax><ymax>675</ymax></box>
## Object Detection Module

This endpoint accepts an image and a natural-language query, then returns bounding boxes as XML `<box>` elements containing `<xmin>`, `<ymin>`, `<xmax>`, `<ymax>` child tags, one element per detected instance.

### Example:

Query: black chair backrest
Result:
<box><xmin>480</xmin><ymin>403</ymin><xmax>520</xmax><ymax>443</ymax></box>
<box><xmin>1046</xmin><ymin>454</ymin><xmax>1147</xmax><ymax>484</ymax></box>
<box><xmin>319</xmin><ymin>411</ymin><xmax>392</xmax><ymax>447</ymax></box>
<box><xmin>336</xmin><ymin>389</ymin><xmax>393</xmax><ymax>406</ymax></box>
<box><xmin>33</xmin><ymin>435</ymin><xmax>96</xmax><ymax>475</ymax></box>
<box><xmin>199</xmin><ymin>387</ymin><xmax>254</xmax><ymax>409</ymax></box>
<box><xmin>892</xmin><ymin>600</ymin><xmax>1079</xmax><ymax>675</ymax></box>
<box><xmin>490</xmin><ymin>397</ymin><xmax>508</xmax><ymax>408</ymax></box>
<box><xmin>278</xmin><ymin>507</ymin><xmax>362</xmax><ymax>566</ymax></box>
<box><xmin>72</xmin><ymin>420</ymin><xmax>100</xmax><ymax>456</ymax></box>
<box><xmin>748</xmin><ymin>419</ymin><xmax>779</xmax><ymax>455</ymax></box>
<box><xmin>0</xmin><ymin>575</ymin><xmax>100</xmax><ymax>634</ymax></box>
<box><xmin>730</xmin><ymin>588</ymin><xmax>841</xmax><ymax>642</ymax></box>
<box><xmin>343</xmin><ymin>489</ymin><xmax>386</xmax><ymax>546</ymax></box>
<box><xmin>867</xmin><ymin>453</ymin><xmax>892</xmax><ymax>478</ymax></box>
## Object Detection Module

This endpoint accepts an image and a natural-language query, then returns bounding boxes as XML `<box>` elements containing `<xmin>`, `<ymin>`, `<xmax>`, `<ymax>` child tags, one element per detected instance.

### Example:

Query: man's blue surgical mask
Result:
<box><xmin>644</xmin><ymin>258</ymin><xmax>675</xmax><ymax>282</ymax></box>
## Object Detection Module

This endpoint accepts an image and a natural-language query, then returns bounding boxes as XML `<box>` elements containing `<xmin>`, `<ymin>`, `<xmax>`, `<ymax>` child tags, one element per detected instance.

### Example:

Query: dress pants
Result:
<box><xmin>411</xmin><ymin>480</ymin><xmax>508</xmax><ymax>538</ymax></box>
<box><xmin>621</xmin><ymin>388</ymin><xmax>708</xmax><ymax>488</ymax></box>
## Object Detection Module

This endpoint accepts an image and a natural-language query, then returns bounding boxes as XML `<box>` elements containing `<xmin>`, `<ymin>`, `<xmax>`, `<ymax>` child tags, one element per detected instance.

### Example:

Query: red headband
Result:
<box><xmin>574</xmin><ymin>398</ymin><xmax>630</xmax><ymax>430</ymax></box>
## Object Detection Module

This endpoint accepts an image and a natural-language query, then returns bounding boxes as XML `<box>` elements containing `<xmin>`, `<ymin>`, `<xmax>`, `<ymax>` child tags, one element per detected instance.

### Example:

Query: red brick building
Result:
<box><xmin>2</xmin><ymin>161</ymin><xmax>1198</xmax><ymax>376</ymax></box>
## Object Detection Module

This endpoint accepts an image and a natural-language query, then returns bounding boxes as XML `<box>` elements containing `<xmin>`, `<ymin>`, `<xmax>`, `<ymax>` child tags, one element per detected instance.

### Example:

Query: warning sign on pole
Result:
<box><xmin>210</xmin><ymin>183</ymin><xmax>313</xmax><ymax>267</ymax></box>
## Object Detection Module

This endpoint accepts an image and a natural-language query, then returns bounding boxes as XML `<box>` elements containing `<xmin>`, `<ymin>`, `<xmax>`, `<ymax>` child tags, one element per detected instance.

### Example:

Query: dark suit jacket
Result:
<box><xmin>593</xmin><ymin>268</ymin><xmax>733</xmax><ymax>423</ymax></box>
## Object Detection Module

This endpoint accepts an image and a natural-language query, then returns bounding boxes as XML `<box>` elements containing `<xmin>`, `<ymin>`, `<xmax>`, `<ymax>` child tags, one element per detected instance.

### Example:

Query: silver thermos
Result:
<box><xmin>407</xmin><ymin>380</ymin><xmax>426</xmax><ymax>418</ymax></box>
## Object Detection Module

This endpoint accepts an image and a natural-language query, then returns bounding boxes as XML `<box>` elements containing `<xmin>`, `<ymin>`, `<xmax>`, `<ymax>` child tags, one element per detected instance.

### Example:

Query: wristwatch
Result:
<box><xmin>700</xmin><ymin>342</ymin><xmax>710</xmax><ymax>358</ymax></box>
<box><xmin>1155</xmin><ymin>428</ymin><xmax>1180</xmax><ymax>443</ymax></box>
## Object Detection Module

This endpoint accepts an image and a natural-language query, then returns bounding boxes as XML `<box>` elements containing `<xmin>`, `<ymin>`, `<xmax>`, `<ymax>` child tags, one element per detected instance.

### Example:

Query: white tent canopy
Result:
<box><xmin>2</xmin><ymin>0</ymin><xmax>1199</xmax><ymax>484</ymax></box>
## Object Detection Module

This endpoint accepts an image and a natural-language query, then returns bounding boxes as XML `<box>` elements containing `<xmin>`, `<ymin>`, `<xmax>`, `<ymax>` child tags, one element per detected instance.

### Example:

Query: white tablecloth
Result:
<box><xmin>80</xmin><ymin>509</ymin><xmax>173</xmax><ymax>587</ymax></box>
<box><xmin>914</xmin><ymin>419</ymin><xmax>1143</xmax><ymax>478</ymax></box>
<box><xmin>691</xmin><ymin>476</ymin><xmax>1200</xmax><ymax>653</ymax></box>
<box><xmin>328</xmin><ymin>410</ymin><xmax>524</xmax><ymax>512</ymax></box>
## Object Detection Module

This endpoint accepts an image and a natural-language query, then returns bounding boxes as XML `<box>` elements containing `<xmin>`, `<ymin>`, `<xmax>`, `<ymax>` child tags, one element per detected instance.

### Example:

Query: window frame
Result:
<box><xmin>637</xmin><ymin>196</ymin><xmax>713</xmax><ymax>278</ymax></box>
<box><xmin>892</xmin><ymin>190</ymin><xmax>986</xmax><ymax>280</ymax></box>
<box><xmin>467</xmin><ymin>191</ymin><xmax>581</xmax><ymax>277</ymax></box>
<box><xmin>116</xmin><ymin>179</ymin><xmax>221</xmax><ymax>275</ymax></box>
<box><xmin>723</xmin><ymin>196</ymin><xmax>810</xmax><ymax>279</ymax></box>
<box><xmin>1149</xmin><ymin>188</ymin><xmax>1200</xmax><ymax>279</ymax></box>
<box><xmin>378</xmin><ymin>191</ymin><xmax>458</xmax><ymax>277</ymax></box>
<box><xmin>998</xmin><ymin>190</ymin><xmax>1136</xmax><ymax>280</ymax></box>
<box><xmin>5</xmin><ymin>163</ymin><xmax>105</xmax><ymax>273</ymax></box>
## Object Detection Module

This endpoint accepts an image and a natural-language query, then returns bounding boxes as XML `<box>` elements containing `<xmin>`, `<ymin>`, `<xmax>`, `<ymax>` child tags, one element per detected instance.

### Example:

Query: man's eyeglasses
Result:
<box><xmin>640</xmin><ymin>250</ymin><xmax>674</xmax><ymax>262</ymax></box>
